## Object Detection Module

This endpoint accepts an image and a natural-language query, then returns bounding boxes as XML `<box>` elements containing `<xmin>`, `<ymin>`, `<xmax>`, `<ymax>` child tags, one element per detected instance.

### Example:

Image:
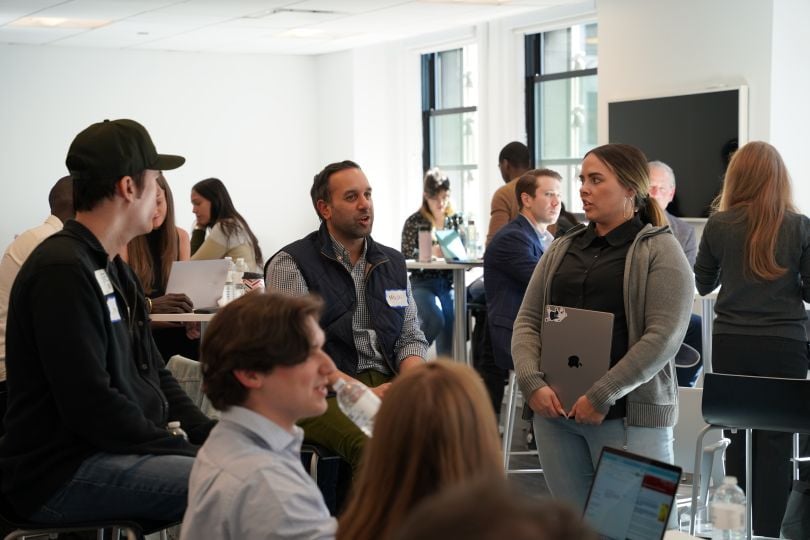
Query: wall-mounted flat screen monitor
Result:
<box><xmin>608</xmin><ymin>86</ymin><xmax>748</xmax><ymax>218</ymax></box>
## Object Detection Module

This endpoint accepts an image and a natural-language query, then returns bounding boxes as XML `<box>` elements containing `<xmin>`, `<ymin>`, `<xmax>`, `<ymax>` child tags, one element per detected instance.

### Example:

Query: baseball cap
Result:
<box><xmin>66</xmin><ymin>119</ymin><xmax>185</xmax><ymax>181</ymax></box>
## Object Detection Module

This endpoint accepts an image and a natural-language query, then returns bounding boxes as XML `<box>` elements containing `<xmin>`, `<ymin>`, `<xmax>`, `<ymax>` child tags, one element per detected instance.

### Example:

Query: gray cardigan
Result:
<box><xmin>511</xmin><ymin>223</ymin><xmax>694</xmax><ymax>428</ymax></box>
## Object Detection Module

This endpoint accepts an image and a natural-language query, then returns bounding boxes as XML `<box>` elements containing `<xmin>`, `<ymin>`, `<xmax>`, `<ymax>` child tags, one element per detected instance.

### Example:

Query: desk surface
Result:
<box><xmin>406</xmin><ymin>258</ymin><xmax>483</xmax><ymax>270</ymax></box>
<box><xmin>150</xmin><ymin>313</ymin><xmax>216</xmax><ymax>323</ymax></box>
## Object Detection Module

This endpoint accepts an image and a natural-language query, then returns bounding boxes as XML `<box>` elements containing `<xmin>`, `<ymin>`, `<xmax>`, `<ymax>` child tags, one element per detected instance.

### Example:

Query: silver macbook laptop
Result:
<box><xmin>165</xmin><ymin>259</ymin><xmax>230</xmax><ymax>311</ymax></box>
<box><xmin>540</xmin><ymin>305</ymin><xmax>614</xmax><ymax>411</ymax></box>
<box><xmin>584</xmin><ymin>447</ymin><xmax>682</xmax><ymax>540</ymax></box>
<box><xmin>435</xmin><ymin>229</ymin><xmax>475</xmax><ymax>262</ymax></box>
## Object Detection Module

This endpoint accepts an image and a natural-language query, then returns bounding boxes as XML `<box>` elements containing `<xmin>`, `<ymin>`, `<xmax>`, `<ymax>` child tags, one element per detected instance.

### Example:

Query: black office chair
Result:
<box><xmin>0</xmin><ymin>491</ymin><xmax>177</xmax><ymax>540</ymax></box>
<box><xmin>688</xmin><ymin>373</ymin><xmax>810</xmax><ymax>539</ymax></box>
<box><xmin>300</xmin><ymin>442</ymin><xmax>351</xmax><ymax>516</ymax></box>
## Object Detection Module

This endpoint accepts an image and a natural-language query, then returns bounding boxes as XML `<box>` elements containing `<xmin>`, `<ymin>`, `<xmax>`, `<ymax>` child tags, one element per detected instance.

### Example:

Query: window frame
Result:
<box><xmin>524</xmin><ymin>29</ymin><xmax>598</xmax><ymax>168</ymax></box>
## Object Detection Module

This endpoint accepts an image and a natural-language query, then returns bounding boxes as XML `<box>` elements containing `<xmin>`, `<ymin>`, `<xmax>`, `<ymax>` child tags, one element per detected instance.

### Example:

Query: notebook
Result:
<box><xmin>540</xmin><ymin>305</ymin><xmax>614</xmax><ymax>411</ymax></box>
<box><xmin>165</xmin><ymin>259</ymin><xmax>230</xmax><ymax>311</ymax></box>
<box><xmin>584</xmin><ymin>447</ymin><xmax>682</xmax><ymax>540</ymax></box>
<box><xmin>435</xmin><ymin>229</ymin><xmax>475</xmax><ymax>262</ymax></box>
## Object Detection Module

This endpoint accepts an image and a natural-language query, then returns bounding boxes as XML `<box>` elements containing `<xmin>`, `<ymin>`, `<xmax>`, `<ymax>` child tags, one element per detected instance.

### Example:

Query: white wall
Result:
<box><xmin>599</xmin><ymin>0</ymin><xmax>810</xmax><ymax>213</ymax></box>
<box><xmin>770</xmin><ymin>0</ymin><xmax>810</xmax><ymax>213</ymax></box>
<box><xmin>4</xmin><ymin>0</ymin><xmax>809</xmax><ymax>259</ymax></box>
<box><xmin>313</xmin><ymin>1</ymin><xmax>597</xmax><ymax>247</ymax></box>
<box><xmin>598</xmin><ymin>0</ymin><xmax>773</xmax><ymax>143</ymax></box>
<box><xmin>0</xmin><ymin>44</ymin><xmax>318</xmax><ymax>259</ymax></box>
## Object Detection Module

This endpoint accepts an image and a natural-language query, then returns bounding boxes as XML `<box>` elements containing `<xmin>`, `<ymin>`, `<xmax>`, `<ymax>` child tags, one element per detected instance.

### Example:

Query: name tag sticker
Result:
<box><xmin>545</xmin><ymin>305</ymin><xmax>568</xmax><ymax>323</ymax></box>
<box><xmin>94</xmin><ymin>269</ymin><xmax>114</xmax><ymax>296</ymax></box>
<box><xmin>106</xmin><ymin>295</ymin><xmax>122</xmax><ymax>323</ymax></box>
<box><xmin>385</xmin><ymin>289</ymin><xmax>408</xmax><ymax>308</ymax></box>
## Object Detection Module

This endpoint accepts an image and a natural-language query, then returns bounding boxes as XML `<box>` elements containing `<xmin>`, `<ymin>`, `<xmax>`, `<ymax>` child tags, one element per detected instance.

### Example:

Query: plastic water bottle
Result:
<box><xmin>221</xmin><ymin>257</ymin><xmax>235</xmax><ymax>305</ymax></box>
<box><xmin>333</xmin><ymin>378</ymin><xmax>381</xmax><ymax>437</ymax></box>
<box><xmin>234</xmin><ymin>257</ymin><xmax>248</xmax><ymax>298</ymax></box>
<box><xmin>167</xmin><ymin>420</ymin><xmax>189</xmax><ymax>441</ymax></box>
<box><xmin>465</xmin><ymin>218</ymin><xmax>478</xmax><ymax>258</ymax></box>
<box><xmin>710</xmin><ymin>476</ymin><xmax>746</xmax><ymax>539</ymax></box>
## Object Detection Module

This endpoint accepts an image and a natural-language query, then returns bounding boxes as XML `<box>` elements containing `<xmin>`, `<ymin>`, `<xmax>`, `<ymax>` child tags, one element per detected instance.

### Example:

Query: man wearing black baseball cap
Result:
<box><xmin>0</xmin><ymin>119</ymin><xmax>215</xmax><ymax>524</ymax></box>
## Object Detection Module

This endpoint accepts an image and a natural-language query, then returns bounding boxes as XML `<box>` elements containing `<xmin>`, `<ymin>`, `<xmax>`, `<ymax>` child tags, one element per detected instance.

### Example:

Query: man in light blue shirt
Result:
<box><xmin>181</xmin><ymin>293</ymin><xmax>338</xmax><ymax>540</ymax></box>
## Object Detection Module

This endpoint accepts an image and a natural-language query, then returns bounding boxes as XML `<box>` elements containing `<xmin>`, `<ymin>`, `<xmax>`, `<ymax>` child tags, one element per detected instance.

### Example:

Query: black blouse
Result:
<box><xmin>549</xmin><ymin>216</ymin><xmax>644</xmax><ymax>419</ymax></box>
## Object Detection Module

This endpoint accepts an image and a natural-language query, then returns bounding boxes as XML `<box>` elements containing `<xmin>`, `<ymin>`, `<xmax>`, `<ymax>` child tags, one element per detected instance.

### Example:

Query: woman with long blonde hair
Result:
<box><xmin>337</xmin><ymin>360</ymin><xmax>503</xmax><ymax>540</ymax></box>
<box><xmin>695</xmin><ymin>141</ymin><xmax>810</xmax><ymax>536</ymax></box>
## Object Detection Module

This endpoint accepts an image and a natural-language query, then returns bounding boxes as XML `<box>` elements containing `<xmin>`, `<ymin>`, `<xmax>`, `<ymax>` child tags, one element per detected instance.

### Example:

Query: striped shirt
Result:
<box><xmin>266</xmin><ymin>236</ymin><xmax>427</xmax><ymax>374</ymax></box>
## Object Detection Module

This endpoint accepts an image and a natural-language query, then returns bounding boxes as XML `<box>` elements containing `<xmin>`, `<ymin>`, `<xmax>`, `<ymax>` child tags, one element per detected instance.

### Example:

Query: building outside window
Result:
<box><xmin>421</xmin><ymin>44</ymin><xmax>480</xmax><ymax>223</ymax></box>
<box><xmin>525</xmin><ymin>23</ymin><xmax>597</xmax><ymax>213</ymax></box>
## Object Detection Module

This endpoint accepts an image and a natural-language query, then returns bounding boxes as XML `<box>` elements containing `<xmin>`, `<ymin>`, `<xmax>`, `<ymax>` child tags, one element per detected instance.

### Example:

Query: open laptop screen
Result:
<box><xmin>583</xmin><ymin>447</ymin><xmax>682</xmax><ymax>540</ymax></box>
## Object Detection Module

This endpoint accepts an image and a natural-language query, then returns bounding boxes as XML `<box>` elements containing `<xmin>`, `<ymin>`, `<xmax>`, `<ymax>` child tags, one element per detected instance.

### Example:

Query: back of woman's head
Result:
<box><xmin>585</xmin><ymin>143</ymin><xmax>665</xmax><ymax>226</ymax></box>
<box><xmin>395</xmin><ymin>475</ymin><xmax>597</xmax><ymax>540</ymax></box>
<box><xmin>337</xmin><ymin>361</ymin><xmax>502</xmax><ymax>540</ymax></box>
<box><xmin>719</xmin><ymin>141</ymin><xmax>792</xmax><ymax>211</ymax></box>
<box><xmin>718</xmin><ymin>141</ymin><xmax>794</xmax><ymax>280</ymax></box>
<box><xmin>192</xmin><ymin>177</ymin><xmax>263</xmax><ymax>265</ymax></box>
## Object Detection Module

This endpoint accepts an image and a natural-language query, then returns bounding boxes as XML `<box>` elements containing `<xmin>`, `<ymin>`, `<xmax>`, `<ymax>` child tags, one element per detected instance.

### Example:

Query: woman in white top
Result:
<box><xmin>190</xmin><ymin>178</ymin><xmax>263</xmax><ymax>271</ymax></box>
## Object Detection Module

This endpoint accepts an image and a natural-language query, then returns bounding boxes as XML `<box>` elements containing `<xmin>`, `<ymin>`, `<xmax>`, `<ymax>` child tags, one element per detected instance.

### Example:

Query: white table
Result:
<box><xmin>406</xmin><ymin>259</ymin><xmax>483</xmax><ymax>365</ymax></box>
<box><xmin>150</xmin><ymin>312</ymin><xmax>216</xmax><ymax>336</ymax></box>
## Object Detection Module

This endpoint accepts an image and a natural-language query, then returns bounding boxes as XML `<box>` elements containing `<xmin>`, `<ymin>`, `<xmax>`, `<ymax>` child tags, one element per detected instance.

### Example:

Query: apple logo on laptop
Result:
<box><xmin>567</xmin><ymin>355</ymin><xmax>582</xmax><ymax>368</ymax></box>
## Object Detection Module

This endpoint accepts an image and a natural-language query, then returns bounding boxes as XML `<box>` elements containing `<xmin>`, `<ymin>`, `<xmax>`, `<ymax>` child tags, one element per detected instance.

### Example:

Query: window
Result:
<box><xmin>525</xmin><ymin>23</ymin><xmax>597</xmax><ymax>213</ymax></box>
<box><xmin>421</xmin><ymin>45</ymin><xmax>479</xmax><ymax>221</ymax></box>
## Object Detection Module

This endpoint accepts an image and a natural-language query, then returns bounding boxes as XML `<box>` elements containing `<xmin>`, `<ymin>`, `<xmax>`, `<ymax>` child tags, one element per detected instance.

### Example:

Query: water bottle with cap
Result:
<box><xmin>465</xmin><ymin>218</ymin><xmax>478</xmax><ymax>259</ymax></box>
<box><xmin>234</xmin><ymin>257</ymin><xmax>248</xmax><ymax>298</ymax></box>
<box><xmin>710</xmin><ymin>476</ymin><xmax>746</xmax><ymax>539</ymax></box>
<box><xmin>167</xmin><ymin>421</ymin><xmax>189</xmax><ymax>441</ymax></box>
<box><xmin>333</xmin><ymin>378</ymin><xmax>381</xmax><ymax>437</ymax></box>
<box><xmin>221</xmin><ymin>256</ymin><xmax>235</xmax><ymax>305</ymax></box>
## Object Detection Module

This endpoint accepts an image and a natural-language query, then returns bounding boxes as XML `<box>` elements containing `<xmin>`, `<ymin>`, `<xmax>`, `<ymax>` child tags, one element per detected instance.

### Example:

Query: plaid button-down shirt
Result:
<box><xmin>266</xmin><ymin>235</ymin><xmax>427</xmax><ymax>374</ymax></box>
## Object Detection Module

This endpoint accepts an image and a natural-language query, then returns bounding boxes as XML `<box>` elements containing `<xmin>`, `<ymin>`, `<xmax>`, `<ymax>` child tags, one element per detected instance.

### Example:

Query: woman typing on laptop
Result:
<box><xmin>511</xmin><ymin>144</ymin><xmax>693</xmax><ymax>518</ymax></box>
<box><xmin>400</xmin><ymin>169</ymin><xmax>459</xmax><ymax>356</ymax></box>
<box><xmin>189</xmin><ymin>177</ymin><xmax>263</xmax><ymax>272</ymax></box>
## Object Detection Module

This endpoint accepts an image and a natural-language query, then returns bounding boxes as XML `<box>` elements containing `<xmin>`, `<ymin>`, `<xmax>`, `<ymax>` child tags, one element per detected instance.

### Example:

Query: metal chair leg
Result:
<box><xmin>502</xmin><ymin>372</ymin><xmax>517</xmax><ymax>470</ymax></box>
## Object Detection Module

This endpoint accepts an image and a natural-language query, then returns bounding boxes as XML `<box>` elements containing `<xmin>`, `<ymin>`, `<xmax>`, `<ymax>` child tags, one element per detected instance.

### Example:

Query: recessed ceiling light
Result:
<box><xmin>417</xmin><ymin>0</ymin><xmax>511</xmax><ymax>4</ymax></box>
<box><xmin>10</xmin><ymin>16</ymin><xmax>110</xmax><ymax>29</ymax></box>
<box><xmin>244</xmin><ymin>7</ymin><xmax>342</xmax><ymax>20</ymax></box>
<box><xmin>278</xmin><ymin>28</ymin><xmax>326</xmax><ymax>38</ymax></box>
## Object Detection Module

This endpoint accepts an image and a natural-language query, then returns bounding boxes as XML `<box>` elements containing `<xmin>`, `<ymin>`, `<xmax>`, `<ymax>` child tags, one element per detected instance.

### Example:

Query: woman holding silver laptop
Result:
<box><xmin>511</xmin><ymin>143</ymin><xmax>693</xmax><ymax>514</ymax></box>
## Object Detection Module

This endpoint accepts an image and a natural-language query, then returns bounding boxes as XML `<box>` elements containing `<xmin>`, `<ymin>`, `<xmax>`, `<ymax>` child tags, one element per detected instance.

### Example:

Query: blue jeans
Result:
<box><xmin>412</xmin><ymin>276</ymin><xmax>454</xmax><ymax>357</ymax></box>
<box><xmin>28</xmin><ymin>452</ymin><xmax>194</xmax><ymax>523</ymax></box>
<box><xmin>533</xmin><ymin>416</ymin><xmax>676</xmax><ymax>527</ymax></box>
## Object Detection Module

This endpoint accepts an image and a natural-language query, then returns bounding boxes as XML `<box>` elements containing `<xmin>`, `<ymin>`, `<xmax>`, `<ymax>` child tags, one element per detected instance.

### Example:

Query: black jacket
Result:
<box><xmin>0</xmin><ymin>220</ymin><xmax>214</xmax><ymax>516</ymax></box>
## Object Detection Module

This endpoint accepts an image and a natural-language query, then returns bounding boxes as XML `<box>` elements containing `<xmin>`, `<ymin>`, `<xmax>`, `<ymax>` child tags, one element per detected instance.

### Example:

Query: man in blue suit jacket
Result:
<box><xmin>484</xmin><ymin>169</ymin><xmax>562</xmax><ymax>370</ymax></box>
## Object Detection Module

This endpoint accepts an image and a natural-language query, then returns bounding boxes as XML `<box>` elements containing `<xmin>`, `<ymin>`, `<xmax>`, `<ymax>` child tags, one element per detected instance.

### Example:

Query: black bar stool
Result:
<box><xmin>689</xmin><ymin>373</ymin><xmax>810</xmax><ymax>539</ymax></box>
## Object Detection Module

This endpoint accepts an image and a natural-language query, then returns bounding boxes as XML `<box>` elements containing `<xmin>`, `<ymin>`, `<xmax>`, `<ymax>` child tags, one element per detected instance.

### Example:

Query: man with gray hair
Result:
<box><xmin>648</xmin><ymin>160</ymin><xmax>697</xmax><ymax>265</ymax></box>
<box><xmin>649</xmin><ymin>160</ymin><xmax>701</xmax><ymax>387</ymax></box>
